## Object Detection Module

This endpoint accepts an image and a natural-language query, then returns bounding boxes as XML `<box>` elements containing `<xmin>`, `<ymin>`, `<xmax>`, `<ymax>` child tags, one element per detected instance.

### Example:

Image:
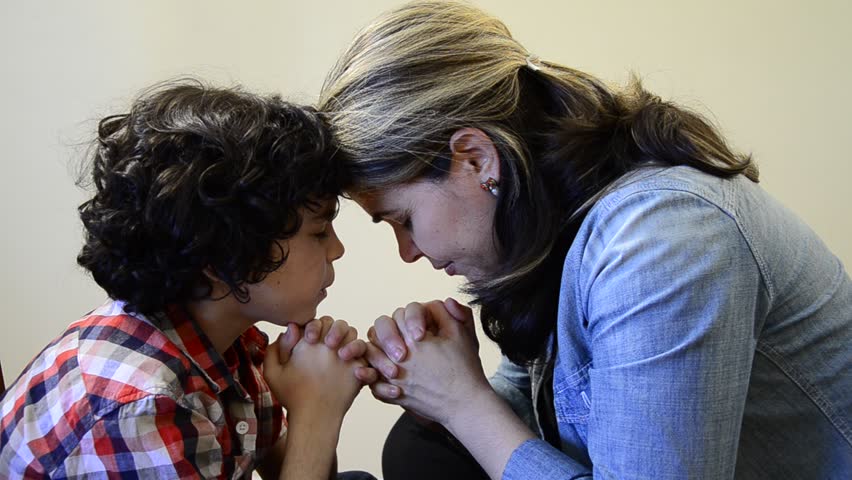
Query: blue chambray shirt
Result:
<box><xmin>492</xmin><ymin>166</ymin><xmax>852</xmax><ymax>479</ymax></box>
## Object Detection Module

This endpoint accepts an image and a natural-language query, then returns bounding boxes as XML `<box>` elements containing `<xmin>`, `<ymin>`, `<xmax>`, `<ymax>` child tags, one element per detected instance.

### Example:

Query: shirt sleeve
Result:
<box><xmin>58</xmin><ymin>394</ymin><xmax>225</xmax><ymax>479</ymax></box>
<box><xmin>503</xmin><ymin>188</ymin><xmax>764</xmax><ymax>478</ymax></box>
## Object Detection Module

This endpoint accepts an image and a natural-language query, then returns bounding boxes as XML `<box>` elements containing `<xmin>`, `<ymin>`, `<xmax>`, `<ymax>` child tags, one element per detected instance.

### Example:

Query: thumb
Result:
<box><xmin>264</xmin><ymin>333</ymin><xmax>283</xmax><ymax>371</ymax></box>
<box><xmin>444</xmin><ymin>297</ymin><xmax>475</xmax><ymax>333</ymax></box>
<box><xmin>277</xmin><ymin>324</ymin><xmax>301</xmax><ymax>364</ymax></box>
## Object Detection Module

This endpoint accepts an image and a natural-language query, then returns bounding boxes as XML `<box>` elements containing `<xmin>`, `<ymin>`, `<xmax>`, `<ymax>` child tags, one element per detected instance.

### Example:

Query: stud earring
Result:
<box><xmin>480</xmin><ymin>177</ymin><xmax>499</xmax><ymax>197</ymax></box>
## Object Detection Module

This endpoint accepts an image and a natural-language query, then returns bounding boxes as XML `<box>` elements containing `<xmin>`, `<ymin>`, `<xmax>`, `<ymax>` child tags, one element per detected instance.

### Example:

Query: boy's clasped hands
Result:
<box><xmin>263</xmin><ymin>317</ymin><xmax>377</xmax><ymax>421</ymax></box>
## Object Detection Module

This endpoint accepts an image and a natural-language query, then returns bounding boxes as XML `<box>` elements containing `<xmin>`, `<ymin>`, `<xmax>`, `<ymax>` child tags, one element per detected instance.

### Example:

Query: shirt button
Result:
<box><xmin>236</xmin><ymin>421</ymin><xmax>250</xmax><ymax>435</ymax></box>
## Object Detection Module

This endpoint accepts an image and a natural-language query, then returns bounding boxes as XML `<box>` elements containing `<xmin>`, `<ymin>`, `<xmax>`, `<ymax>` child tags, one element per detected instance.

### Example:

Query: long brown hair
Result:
<box><xmin>320</xmin><ymin>1</ymin><xmax>757</xmax><ymax>363</ymax></box>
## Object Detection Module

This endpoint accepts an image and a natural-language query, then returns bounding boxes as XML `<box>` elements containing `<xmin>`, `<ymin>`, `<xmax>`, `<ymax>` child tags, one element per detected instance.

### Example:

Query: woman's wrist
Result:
<box><xmin>443</xmin><ymin>382</ymin><xmax>500</xmax><ymax>436</ymax></box>
<box><xmin>442</xmin><ymin>383</ymin><xmax>538</xmax><ymax>479</ymax></box>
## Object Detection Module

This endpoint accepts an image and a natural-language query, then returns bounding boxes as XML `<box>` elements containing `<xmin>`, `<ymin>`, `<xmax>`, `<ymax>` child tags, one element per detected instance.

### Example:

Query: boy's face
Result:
<box><xmin>240</xmin><ymin>199</ymin><xmax>344</xmax><ymax>326</ymax></box>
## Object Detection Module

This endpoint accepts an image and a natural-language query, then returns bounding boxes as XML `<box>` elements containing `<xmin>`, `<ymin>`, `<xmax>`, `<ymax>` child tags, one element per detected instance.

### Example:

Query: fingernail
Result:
<box><xmin>388</xmin><ymin>386</ymin><xmax>400</xmax><ymax>397</ymax></box>
<box><xmin>410</xmin><ymin>327</ymin><xmax>424</xmax><ymax>340</ymax></box>
<box><xmin>392</xmin><ymin>347</ymin><xmax>405</xmax><ymax>361</ymax></box>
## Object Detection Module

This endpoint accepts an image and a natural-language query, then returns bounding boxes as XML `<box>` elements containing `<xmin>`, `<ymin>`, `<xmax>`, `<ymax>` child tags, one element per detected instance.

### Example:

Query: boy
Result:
<box><xmin>0</xmin><ymin>81</ymin><xmax>376</xmax><ymax>479</ymax></box>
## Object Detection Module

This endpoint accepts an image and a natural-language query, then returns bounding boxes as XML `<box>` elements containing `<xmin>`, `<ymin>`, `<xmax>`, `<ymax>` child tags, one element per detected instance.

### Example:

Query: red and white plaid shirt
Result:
<box><xmin>0</xmin><ymin>300</ymin><xmax>285</xmax><ymax>479</ymax></box>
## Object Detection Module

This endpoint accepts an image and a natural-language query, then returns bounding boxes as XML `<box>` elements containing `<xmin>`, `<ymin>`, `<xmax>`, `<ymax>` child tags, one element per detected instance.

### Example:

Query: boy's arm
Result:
<box><xmin>277</xmin><ymin>410</ymin><xmax>342</xmax><ymax>480</ymax></box>
<box><xmin>256</xmin><ymin>432</ymin><xmax>287</xmax><ymax>479</ymax></box>
<box><xmin>257</xmin><ymin>430</ymin><xmax>339</xmax><ymax>480</ymax></box>
<box><xmin>262</xmin><ymin>321</ymin><xmax>365</xmax><ymax>480</ymax></box>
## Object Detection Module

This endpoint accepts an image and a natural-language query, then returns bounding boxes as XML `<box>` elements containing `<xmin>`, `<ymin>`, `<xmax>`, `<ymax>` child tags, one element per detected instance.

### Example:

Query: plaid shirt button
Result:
<box><xmin>236</xmin><ymin>421</ymin><xmax>250</xmax><ymax>434</ymax></box>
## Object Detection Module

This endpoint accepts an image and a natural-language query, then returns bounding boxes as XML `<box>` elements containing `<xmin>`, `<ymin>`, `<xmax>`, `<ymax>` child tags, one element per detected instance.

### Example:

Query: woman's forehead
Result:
<box><xmin>352</xmin><ymin>185</ymin><xmax>421</xmax><ymax>221</ymax></box>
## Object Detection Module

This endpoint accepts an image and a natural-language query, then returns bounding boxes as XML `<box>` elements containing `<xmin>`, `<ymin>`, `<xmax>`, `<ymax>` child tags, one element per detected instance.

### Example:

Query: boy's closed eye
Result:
<box><xmin>313</xmin><ymin>223</ymin><xmax>331</xmax><ymax>240</ymax></box>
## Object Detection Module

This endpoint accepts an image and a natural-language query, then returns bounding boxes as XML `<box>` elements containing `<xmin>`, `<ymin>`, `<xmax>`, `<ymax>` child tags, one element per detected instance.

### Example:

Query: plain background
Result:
<box><xmin>1</xmin><ymin>0</ymin><xmax>849</xmax><ymax>475</ymax></box>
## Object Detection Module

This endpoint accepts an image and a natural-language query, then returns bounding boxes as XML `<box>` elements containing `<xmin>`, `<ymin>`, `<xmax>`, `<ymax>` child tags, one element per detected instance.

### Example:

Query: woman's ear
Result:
<box><xmin>448</xmin><ymin>127</ymin><xmax>500</xmax><ymax>182</ymax></box>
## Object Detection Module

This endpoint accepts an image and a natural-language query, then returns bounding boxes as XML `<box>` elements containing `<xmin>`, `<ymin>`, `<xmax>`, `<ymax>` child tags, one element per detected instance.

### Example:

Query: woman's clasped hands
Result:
<box><xmin>359</xmin><ymin>298</ymin><xmax>493</xmax><ymax>427</ymax></box>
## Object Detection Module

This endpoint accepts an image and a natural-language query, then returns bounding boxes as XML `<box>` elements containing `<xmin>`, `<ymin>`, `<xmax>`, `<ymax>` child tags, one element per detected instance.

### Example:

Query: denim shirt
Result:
<box><xmin>491</xmin><ymin>166</ymin><xmax>852</xmax><ymax>479</ymax></box>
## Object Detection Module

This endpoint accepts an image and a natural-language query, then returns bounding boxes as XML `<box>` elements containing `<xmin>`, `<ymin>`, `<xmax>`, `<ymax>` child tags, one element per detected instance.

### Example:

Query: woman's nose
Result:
<box><xmin>395</xmin><ymin>229</ymin><xmax>423</xmax><ymax>263</ymax></box>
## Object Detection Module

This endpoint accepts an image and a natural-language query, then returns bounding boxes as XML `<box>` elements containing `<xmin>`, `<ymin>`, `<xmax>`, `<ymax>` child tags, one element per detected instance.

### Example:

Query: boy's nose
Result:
<box><xmin>329</xmin><ymin>226</ymin><xmax>345</xmax><ymax>261</ymax></box>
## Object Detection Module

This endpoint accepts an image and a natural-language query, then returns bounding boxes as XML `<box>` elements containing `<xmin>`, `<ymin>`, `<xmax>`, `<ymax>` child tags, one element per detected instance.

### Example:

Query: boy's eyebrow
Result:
<box><xmin>319</xmin><ymin>206</ymin><xmax>337</xmax><ymax>221</ymax></box>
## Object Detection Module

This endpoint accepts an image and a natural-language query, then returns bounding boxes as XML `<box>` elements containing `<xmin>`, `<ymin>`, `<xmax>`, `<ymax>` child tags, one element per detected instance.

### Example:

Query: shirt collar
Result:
<box><xmin>157</xmin><ymin>304</ymin><xmax>243</xmax><ymax>396</ymax></box>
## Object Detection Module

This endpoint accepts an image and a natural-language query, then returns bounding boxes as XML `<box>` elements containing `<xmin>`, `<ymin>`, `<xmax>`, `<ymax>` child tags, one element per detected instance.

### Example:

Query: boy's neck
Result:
<box><xmin>185</xmin><ymin>298</ymin><xmax>254</xmax><ymax>355</ymax></box>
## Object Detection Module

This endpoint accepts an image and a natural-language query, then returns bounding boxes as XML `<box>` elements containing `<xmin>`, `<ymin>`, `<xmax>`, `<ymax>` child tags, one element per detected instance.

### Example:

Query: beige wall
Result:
<box><xmin>1</xmin><ymin>0</ymin><xmax>849</xmax><ymax>475</ymax></box>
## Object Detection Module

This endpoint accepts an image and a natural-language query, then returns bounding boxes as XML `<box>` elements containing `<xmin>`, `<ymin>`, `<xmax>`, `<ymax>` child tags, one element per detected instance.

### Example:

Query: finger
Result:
<box><xmin>304</xmin><ymin>318</ymin><xmax>324</xmax><ymax>343</ymax></box>
<box><xmin>444</xmin><ymin>297</ymin><xmax>473</xmax><ymax>323</ymax></box>
<box><xmin>354</xmin><ymin>366</ymin><xmax>379</xmax><ymax>384</ymax></box>
<box><xmin>324</xmin><ymin>319</ymin><xmax>351</xmax><ymax>348</ymax></box>
<box><xmin>403</xmin><ymin>302</ymin><xmax>428</xmax><ymax>341</ymax></box>
<box><xmin>317</xmin><ymin>315</ymin><xmax>335</xmax><ymax>338</ymax></box>
<box><xmin>374</xmin><ymin>315</ymin><xmax>407</xmax><ymax>362</ymax></box>
<box><xmin>341</xmin><ymin>325</ymin><xmax>358</xmax><ymax>345</ymax></box>
<box><xmin>422</xmin><ymin>300</ymin><xmax>464</xmax><ymax>338</ymax></box>
<box><xmin>339</xmin><ymin>338</ymin><xmax>367</xmax><ymax>361</ymax></box>
<box><xmin>364</xmin><ymin>341</ymin><xmax>399</xmax><ymax>379</ymax></box>
<box><xmin>370</xmin><ymin>381</ymin><xmax>401</xmax><ymax>400</ymax></box>
<box><xmin>277</xmin><ymin>325</ymin><xmax>301</xmax><ymax>364</ymax></box>
<box><xmin>444</xmin><ymin>297</ymin><xmax>476</xmax><ymax>336</ymax></box>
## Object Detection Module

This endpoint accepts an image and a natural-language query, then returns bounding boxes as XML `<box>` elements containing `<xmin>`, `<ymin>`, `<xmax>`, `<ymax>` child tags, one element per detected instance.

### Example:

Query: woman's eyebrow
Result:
<box><xmin>371</xmin><ymin>210</ymin><xmax>396</xmax><ymax>224</ymax></box>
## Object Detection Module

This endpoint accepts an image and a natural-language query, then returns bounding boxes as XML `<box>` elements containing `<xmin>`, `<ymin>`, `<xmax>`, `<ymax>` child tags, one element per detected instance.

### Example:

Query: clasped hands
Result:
<box><xmin>263</xmin><ymin>298</ymin><xmax>491</xmax><ymax>427</ymax></box>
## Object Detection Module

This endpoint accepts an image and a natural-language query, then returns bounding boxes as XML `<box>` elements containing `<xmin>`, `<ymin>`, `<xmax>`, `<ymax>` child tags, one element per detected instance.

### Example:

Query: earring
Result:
<box><xmin>480</xmin><ymin>177</ymin><xmax>499</xmax><ymax>197</ymax></box>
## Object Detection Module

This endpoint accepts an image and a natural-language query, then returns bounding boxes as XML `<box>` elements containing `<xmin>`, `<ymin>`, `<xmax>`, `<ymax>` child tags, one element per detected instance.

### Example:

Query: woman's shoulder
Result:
<box><xmin>592</xmin><ymin>165</ymin><xmax>739</xmax><ymax>216</ymax></box>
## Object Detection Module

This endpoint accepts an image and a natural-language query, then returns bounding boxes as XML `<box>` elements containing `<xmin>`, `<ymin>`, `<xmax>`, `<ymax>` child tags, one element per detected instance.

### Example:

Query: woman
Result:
<box><xmin>318</xmin><ymin>1</ymin><xmax>852</xmax><ymax>478</ymax></box>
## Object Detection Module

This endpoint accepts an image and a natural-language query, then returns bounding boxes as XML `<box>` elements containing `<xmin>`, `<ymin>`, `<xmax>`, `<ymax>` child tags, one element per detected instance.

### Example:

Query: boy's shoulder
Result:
<box><xmin>2</xmin><ymin>301</ymin><xmax>197</xmax><ymax>418</ymax></box>
<box><xmin>0</xmin><ymin>301</ymin><xmax>217</xmax><ymax>475</ymax></box>
<box><xmin>72</xmin><ymin>301</ymin><xmax>196</xmax><ymax>404</ymax></box>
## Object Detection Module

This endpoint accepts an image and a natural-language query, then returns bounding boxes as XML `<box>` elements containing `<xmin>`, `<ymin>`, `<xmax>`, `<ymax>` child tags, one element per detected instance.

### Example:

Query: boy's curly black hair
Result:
<box><xmin>77</xmin><ymin>80</ymin><xmax>349</xmax><ymax>315</ymax></box>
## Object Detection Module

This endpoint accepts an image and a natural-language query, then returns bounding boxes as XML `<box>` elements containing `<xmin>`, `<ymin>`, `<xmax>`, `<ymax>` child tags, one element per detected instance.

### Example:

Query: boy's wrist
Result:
<box><xmin>287</xmin><ymin>404</ymin><xmax>346</xmax><ymax>433</ymax></box>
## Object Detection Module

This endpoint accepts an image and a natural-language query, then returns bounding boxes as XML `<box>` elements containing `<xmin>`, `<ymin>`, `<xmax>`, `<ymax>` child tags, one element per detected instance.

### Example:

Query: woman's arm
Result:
<box><xmin>570</xmin><ymin>189</ymin><xmax>763</xmax><ymax>477</ymax></box>
<box><xmin>370</xmin><ymin>300</ymin><xmax>537</xmax><ymax>479</ymax></box>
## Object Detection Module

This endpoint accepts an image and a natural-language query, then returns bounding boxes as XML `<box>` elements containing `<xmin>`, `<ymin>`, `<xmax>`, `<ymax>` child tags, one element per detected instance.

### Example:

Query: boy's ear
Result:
<box><xmin>201</xmin><ymin>267</ymin><xmax>230</xmax><ymax>297</ymax></box>
<box><xmin>448</xmin><ymin>127</ymin><xmax>500</xmax><ymax>182</ymax></box>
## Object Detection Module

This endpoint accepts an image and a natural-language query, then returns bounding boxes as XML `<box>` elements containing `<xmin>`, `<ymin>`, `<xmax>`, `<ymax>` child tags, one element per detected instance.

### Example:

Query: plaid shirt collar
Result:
<box><xmin>148</xmin><ymin>305</ymin><xmax>257</xmax><ymax>400</ymax></box>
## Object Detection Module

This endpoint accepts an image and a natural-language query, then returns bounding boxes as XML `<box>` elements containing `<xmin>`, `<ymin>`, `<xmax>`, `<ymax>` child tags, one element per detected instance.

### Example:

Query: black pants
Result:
<box><xmin>382</xmin><ymin>412</ymin><xmax>489</xmax><ymax>480</ymax></box>
<box><xmin>337</xmin><ymin>472</ymin><xmax>377</xmax><ymax>480</ymax></box>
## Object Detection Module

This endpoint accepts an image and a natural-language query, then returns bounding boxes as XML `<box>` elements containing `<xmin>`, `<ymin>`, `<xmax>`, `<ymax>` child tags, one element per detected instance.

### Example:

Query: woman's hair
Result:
<box><xmin>78</xmin><ymin>79</ymin><xmax>347</xmax><ymax>315</ymax></box>
<box><xmin>319</xmin><ymin>1</ymin><xmax>757</xmax><ymax>364</ymax></box>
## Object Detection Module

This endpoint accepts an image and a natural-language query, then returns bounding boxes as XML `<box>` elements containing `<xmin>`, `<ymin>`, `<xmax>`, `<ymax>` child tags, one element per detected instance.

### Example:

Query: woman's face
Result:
<box><xmin>354</xmin><ymin>131</ymin><xmax>502</xmax><ymax>281</ymax></box>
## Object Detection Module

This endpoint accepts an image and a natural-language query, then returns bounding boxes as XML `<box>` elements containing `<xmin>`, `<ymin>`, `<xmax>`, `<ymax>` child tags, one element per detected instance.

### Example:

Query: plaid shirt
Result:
<box><xmin>0</xmin><ymin>300</ymin><xmax>285</xmax><ymax>479</ymax></box>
